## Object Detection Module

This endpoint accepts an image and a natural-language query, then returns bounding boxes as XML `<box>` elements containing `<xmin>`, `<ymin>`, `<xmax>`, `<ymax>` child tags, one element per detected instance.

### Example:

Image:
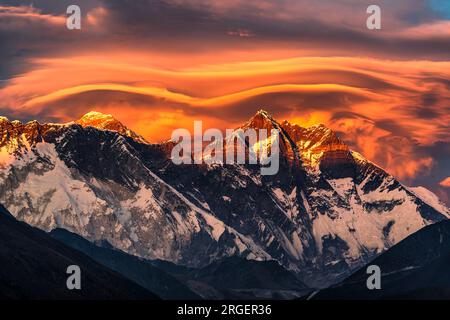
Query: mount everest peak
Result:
<box><xmin>75</xmin><ymin>111</ymin><xmax>148</xmax><ymax>144</ymax></box>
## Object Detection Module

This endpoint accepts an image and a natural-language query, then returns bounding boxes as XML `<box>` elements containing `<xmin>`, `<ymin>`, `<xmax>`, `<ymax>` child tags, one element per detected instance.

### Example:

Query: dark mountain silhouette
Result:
<box><xmin>311</xmin><ymin>220</ymin><xmax>450</xmax><ymax>299</ymax></box>
<box><xmin>50</xmin><ymin>228</ymin><xmax>201</xmax><ymax>300</ymax></box>
<box><xmin>0</xmin><ymin>204</ymin><xmax>158</xmax><ymax>300</ymax></box>
<box><xmin>151</xmin><ymin>256</ymin><xmax>310</xmax><ymax>299</ymax></box>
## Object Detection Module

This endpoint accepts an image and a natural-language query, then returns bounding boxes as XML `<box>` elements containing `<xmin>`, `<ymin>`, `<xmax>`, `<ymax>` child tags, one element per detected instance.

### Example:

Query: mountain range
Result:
<box><xmin>0</xmin><ymin>110</ymin><xmax>448</xmax><ymax>290</ymax></box>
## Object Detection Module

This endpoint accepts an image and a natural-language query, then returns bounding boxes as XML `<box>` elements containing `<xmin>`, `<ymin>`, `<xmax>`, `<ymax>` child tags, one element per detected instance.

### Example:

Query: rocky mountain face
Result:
<box><xmin>0</xmin><ymin>110</ymin><xmax>448</xmax><ymax>287</ymax></box>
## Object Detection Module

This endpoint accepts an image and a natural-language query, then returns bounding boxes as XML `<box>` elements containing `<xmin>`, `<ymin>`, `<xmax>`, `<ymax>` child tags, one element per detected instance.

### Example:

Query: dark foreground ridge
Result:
<box><xmin>50</xmin><ymin>228</ymin><xmax>201</xmax><ymax>300</ymax></box>
<box><xmin>52</xmin><ymin>228</ymin><xmax>310</xmax><ymax>300</ymax></box>
<box><xmin>0</xmin><ymin>204</ymin><xmax>158</xmax><ymax>300</ymax></box>
<box><xmin>311</xmin><ymin>220</ymin><xmax>450</xmax><ymax>299</ymax></box>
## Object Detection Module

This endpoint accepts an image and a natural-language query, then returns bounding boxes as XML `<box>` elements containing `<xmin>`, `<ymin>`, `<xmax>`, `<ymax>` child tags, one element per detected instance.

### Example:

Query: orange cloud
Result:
<box><xmin>2</xmin><ymin>55</ymin><xmax>447</xmax><ymax>139</ymax></box>
<box><xmin>329</xmin><ymin>116</ymin><xmax>436</xmax><ymax>182</ymax></box>
<box><xmin>0</xmin><ymin>5</ymin><xmax>65</xmax><ymax>25</ymax></box>
<box><xmin>440</xmin><ymin>177</ymin><xmax>450</xmax><ymax>188</ymax></box>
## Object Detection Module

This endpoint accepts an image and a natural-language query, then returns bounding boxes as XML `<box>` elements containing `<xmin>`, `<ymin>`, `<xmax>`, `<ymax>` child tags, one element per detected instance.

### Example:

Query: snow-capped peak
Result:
<box><xmin>75</xmin><ymin>111</ymin><xmax>147</xmax><ymax>144</ymax></box>
<box><xmin>78</xmin><ymin>110</ymin><xmax>114</xmax><ymax>120</ymax></box>
<box><xmin>241</xmin><ymin>109</ymin><xmax>279</xmax><ymax>131</ymax></box>
<box><xmin>76</xmin><ymin>111</ymin><xmax>123</xmax><ymax>129</ymax></box>
<box><xmin>255</xmin><ymin>109</ymin><xmax>273</xmax><ymax>119</ymax></box>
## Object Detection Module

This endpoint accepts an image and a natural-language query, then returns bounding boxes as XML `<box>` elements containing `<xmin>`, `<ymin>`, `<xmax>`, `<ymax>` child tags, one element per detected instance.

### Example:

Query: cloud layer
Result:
<box><xmin>0</xmin><ymin>0</ymin><xmax>449</xmax><ymax>203</ymax></box>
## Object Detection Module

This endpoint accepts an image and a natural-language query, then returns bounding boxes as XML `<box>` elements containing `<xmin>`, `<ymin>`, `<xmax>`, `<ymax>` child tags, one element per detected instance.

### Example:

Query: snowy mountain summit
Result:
<box><xmin>0</xmin><ymin>109</ymin><xmax>448</xmax><ymax>287</ymax></box>
<box><xmin>75</xmin><ymin>111</ymin><xmax>147</xmax><ymax>143</ymax></box>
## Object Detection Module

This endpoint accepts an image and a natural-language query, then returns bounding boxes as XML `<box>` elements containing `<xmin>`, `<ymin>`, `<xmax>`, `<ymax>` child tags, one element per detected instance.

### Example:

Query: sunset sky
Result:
<box><xmin>0</xmin><ymin>0</ymin><xmax>449</xmax><ymax>203</ymax></box>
